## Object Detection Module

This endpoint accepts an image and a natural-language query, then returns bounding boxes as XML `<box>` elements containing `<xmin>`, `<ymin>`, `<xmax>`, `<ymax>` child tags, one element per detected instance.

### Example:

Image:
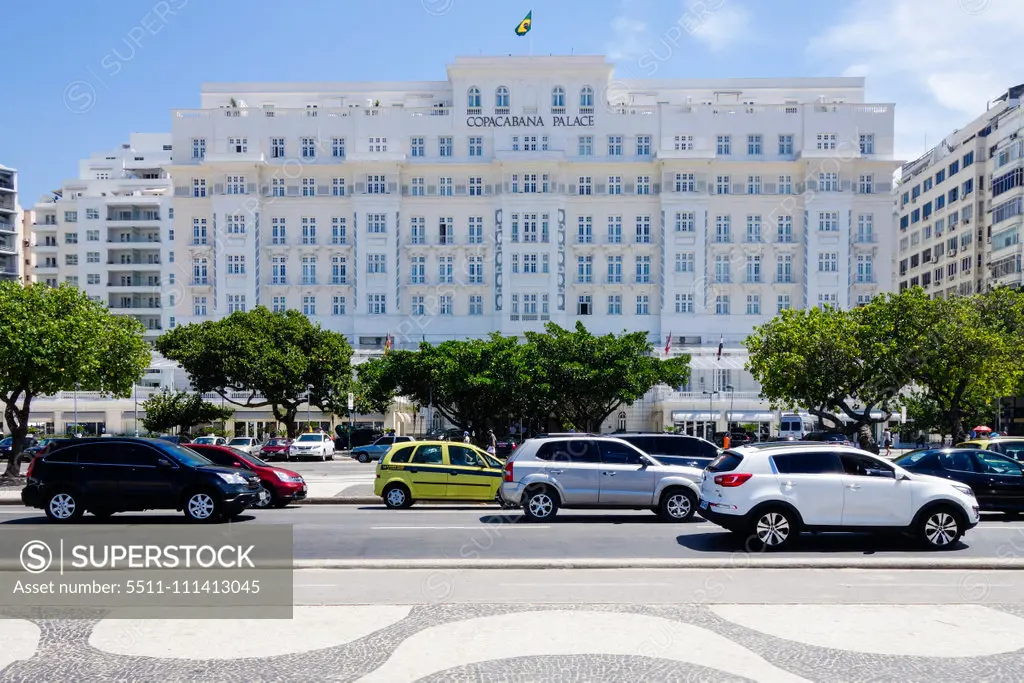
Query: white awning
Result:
<box><xmin>671</xmin><ymin>410</ymin><xmax>722</xmax><ymax>421</ymax></box>
<box><xmin>727</xmin><ymin>412</ymin><xmax>775</xmax><ymax>422</ymax></box>
<box><xmin>688</xmin><ymin>356</ymin><xmax>748</xmax><ymax>370</ymax></box>
<box><xmin>838</xmin><ymin>411</ymin><xmax>887</xmax><ymax>423</ymax></box>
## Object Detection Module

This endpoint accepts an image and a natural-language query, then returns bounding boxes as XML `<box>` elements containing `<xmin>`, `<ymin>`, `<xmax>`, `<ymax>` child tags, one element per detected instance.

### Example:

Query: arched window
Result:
<box><xmin>580</xmin><ymin>86</ymin><xmax>594</xmax><ymax>108</ymax></box>
<box><xmin>495</xmin><ymin>86</ymin><xmax>510</xmax><ymax>109</ymax></box>
<box><xmin>467</xmin><ymin>86</ymin><xmax>481</xmax><ymax>110</ymax></box>
<box><xmin>551</xmin><ymin>86</ymin><xmax>565</xmax><ymax>109</ymax></box>
<box><xmin>617</xmin><ymin>411</ymin><xmax>627</xmax><ymax>431</ymax></box>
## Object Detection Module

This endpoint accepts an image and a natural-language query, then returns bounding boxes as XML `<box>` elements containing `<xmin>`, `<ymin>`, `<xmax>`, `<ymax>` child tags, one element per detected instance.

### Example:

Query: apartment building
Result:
<box><xmin>30</xmin><ymin>133</ymin><xmax>174</xmax><ymax>338</ymax></box>
<box><xmin>896</xmin><ymin>84</ymin><xmax>1024</xmax><ymax>295</ymax></box>
<box><xmin>0</xmin><ymin>165</ymin><xmax>20</xmax><ymax>281</ymax></box>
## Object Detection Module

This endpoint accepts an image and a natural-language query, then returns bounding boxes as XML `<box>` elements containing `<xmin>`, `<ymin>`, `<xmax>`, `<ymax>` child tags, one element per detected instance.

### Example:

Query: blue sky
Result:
<box><xmin>3</xmin><ymin>0</ymin><xmax>1022</xmax><ymax>204</ymax></box>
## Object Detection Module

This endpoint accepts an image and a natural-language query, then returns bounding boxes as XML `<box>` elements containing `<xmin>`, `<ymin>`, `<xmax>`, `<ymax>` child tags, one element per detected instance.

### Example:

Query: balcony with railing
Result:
<box><xmin>0</xmin><ymin>221</ymin><xmax>16</xmax><ymax>234</ymax></box>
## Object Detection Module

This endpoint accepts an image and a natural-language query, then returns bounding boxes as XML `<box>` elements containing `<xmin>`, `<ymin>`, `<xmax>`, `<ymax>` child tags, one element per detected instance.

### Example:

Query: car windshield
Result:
<box><xmin>229</xmin><ymin>438</ymin><xmax>250</xmax><ymax>445</ymax></box>
<box><xmin>296</xmin><ymin>434</ymin><xmax>320</xmax><ymax>442</ymax></box>
<box><xmin>894</xmin><ymin>449</ymin><xmax>932</xmax><ymax>465</ymax></box>
<box><xmin>0</xmin><ymin>438</ymin><xmax>10</xmax><ymax>447</ymax></box>
<box><xmin>236</xmin><ymin>450</ymin><xmax>269</xmax><ymax>467</ymax></box>
<box><xmin>266</xmin><ymin>439</ymin><xmax>288</xmax><ymax>446</ymax></box>
<box><xmin>157</xmin><ymin>442</ymin><xmax>213</xmax><ymax>467</ymax></box>
<box><xmin>194</xmin><ymin>437</ymin><xmax>216</xmax><ymax>443</ymax></box>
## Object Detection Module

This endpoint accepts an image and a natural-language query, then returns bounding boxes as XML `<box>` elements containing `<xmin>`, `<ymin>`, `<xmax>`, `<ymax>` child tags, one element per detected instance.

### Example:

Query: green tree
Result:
<box><xmin>155</xmin><ymin>307</ymin><xmax>354</xmax><ymax>438</ymax></box>
<box><xmin>903</xmin><ymin>391</ymin><xmax>996</xmax><ymax>444</ymax></box>
<box><xmin>140</xmin><ymin>389</ymin><xmax>235</xmax><ymax>437</ymax></box>
<box><xmin>0</xmin><ymin>283</ymin><xmax>150</xmax><ymax>476</ymax></box>
<box><xmin>355</xmin><ymin>334</ymin><xmax>540</xmax><ymax>435</ymax></box>
<box><xmin>907</xmin><ymin>291</ymin><xmax>1022</xmax><ymax>443</ymax></box>
<box><xmin>525</xmin><ymin>322</ymin><xmax>691</xmax><ymax>432</ymax></box>
<box><xmin>745</xmin><ymin>291</ymin><xmax>934</xmax><ymax>452</ymax></box>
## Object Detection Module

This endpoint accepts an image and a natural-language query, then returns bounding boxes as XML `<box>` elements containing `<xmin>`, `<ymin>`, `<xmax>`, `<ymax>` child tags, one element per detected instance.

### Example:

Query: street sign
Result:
<box><xmin>347</xmin><ymin>392</ymin><xmax>354</xmax><ymax>410</ymax></box>
<box><xmin>900</xmin><ymin>406</ymin><xmax>907</xmax><ymax>424</ymax></box>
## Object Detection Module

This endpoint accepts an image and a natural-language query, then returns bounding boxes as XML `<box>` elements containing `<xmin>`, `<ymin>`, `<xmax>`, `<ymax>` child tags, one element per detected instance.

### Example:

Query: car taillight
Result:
<box><xmin>26</xmin><ymin>455</ymin><xmax>39</xmax><ymax>479</ymax></box>
<box><xmin>503</xmin><ymin>461</ymin><xmax>514</xmax><ymax>482</ymax></box>
<box><xmin>714</xmin><ymin>472</ymin><xmax>752</xmax><ymax>487</ymax></box>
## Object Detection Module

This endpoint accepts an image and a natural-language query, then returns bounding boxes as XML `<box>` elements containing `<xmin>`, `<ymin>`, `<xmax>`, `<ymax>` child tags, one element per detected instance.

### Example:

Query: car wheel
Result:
<box><xmin>917</xmin><ymin>506</ymin><xmax>964</xmax><ymax>549</ymax></box>
<box><xmin>522</xmin><ymin>487</ymin><xmax>559</xmax><ymax>522</ymax></box>
<box><xmin>183</xmin><ymin>491</ymin><xmax>221</xmax><ymax>523</ymax></box>
<box><xmin>44</xmin><ymin>491</ymin><xmax>83</xmax><ymax>523</ymax></box>
<box><xmin>383</xmin><ymin>484</ymin><xmax>412</xmax><ymax>509</ymax></box>
<box><xmin>748</xmin><ymin>507</ymin><xmax>798</xmax><ymax>550</ymax></box>
<box><xmin>253</xmin><ymin>485</ymin><xmax>274</xmax><ymax>509</ymax></box>
<box><xmin>357</xmin><ymin>452</ymin><xmax>369</xmax><ymax>463</ymax></box>
<box><xmin>657</xmin><ymin>487</ymin><xmax>697</xmax><ymax>522</ymax></box>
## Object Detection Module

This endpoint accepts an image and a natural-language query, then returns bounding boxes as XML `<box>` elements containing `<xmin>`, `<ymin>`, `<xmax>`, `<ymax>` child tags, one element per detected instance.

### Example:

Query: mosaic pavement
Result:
<box><xmin>2</xmin><ymin>603</ymin><xmax>1024</xmax><ymax>681</ymax></box>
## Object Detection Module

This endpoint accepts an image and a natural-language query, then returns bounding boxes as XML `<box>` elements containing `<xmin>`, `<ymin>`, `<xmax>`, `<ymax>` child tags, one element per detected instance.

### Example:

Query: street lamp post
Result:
<box><xmin>73</xmin><ymin>381</ymin><xmax>79</xmax><ymax>437</ymax></box>
<box><xmin>133</xmin><ymin>384</ymin><xmax>139</xmax><ymax>437</ymax></box>
<box><xmin>725</xmin><ymin>385</ymin><xmax>735</xmax><ymax>433</ymax></box>
<box><xmin>702</xmin><ymin>390</ymin><xmax>719</xmax><ymax>441</ymax></box>
<box><xmin>306</xmin><ymin>385</ymin><xmax>312</xmax><ymax>432</ymax></box>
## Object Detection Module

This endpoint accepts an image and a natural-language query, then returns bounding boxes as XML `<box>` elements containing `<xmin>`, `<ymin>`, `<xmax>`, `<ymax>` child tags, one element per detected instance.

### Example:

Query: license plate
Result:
<box><xmin>699</xmin><ymin>500</ymin><xmax>709</xmax><ymax>510</ymax></box>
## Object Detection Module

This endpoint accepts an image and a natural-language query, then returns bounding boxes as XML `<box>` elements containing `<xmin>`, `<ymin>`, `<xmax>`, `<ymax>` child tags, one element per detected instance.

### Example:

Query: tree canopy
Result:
<box><xmin>746</xmin><ymin>287</ymin><xmax>1024</xmax><ymax>446</ymax></box>
<box><xmin>745</xmin><ymin>290</ymin><xmax>934</xmax><ymax>451</ymax></box>
<box><xmin>356</xmin><ymin>323</ymin><xmax>690</xmax><ymax>434</ymax></box>
<box><xmin>155</xmin><ymin>307</ymin><xmax>353</xmax><ymax>438</ymax></box>
<box><xmin>0</xmin><ymin>282</ymin><xmax>150</xmax><ymax>475</ymax></box>
<box><xmin>140</xmin><ymin>389</ymin><xmax>234</xmax><ymax>437</ymax></box>
<box><xmin>524</xmin><ymin>322</ymin><xmax>690</xmax><ymax>431</ymax></box>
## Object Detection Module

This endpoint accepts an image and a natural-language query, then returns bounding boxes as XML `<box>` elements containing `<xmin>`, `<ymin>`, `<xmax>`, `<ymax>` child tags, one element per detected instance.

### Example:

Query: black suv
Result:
<box><xmin>22</xmin><ymin>438</ymin><xmax>261</xmax><ymax>523</ymax></box>
<box><xmin>613</xmin><ymin>433</ymin><xmax>720</xmax><ymax>469</ymax></box>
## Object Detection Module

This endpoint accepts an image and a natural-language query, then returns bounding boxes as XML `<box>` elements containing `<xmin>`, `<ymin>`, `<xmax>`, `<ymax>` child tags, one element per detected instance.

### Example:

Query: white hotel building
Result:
<box><xmin>25</xmin><ymin>56</ymin><xmax>899</xmax><ymax>438</ymax></box>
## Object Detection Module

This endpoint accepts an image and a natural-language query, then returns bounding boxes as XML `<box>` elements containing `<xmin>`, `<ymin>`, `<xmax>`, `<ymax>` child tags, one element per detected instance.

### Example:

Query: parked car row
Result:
<box><xmin>370</xmin><ymin>432</ymin><xmax>1000</xmax><ymax>551</ymax></box>
<box><xmin>21</xmin><ymin>437</ymin><xmax>307</xmax><ymax>523</ymax></box>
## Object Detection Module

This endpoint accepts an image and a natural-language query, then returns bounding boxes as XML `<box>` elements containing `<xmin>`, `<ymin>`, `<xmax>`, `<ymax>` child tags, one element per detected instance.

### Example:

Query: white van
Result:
<box><xmin>778</xmin><ymin>414</ymin><xmax>815</xmax><ymax>439</ymax></box>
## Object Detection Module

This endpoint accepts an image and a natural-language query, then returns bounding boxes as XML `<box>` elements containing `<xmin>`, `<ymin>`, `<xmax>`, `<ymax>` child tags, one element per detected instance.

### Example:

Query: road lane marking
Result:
<box><xmin>500</xmin><ymin>582</ymin><xmax>674</xmax><ymax>587</ymax></box>
<box><xmin>370</xmin><ymin>525</ymin><xmax>551</xmax><ymax>530</ymax></box>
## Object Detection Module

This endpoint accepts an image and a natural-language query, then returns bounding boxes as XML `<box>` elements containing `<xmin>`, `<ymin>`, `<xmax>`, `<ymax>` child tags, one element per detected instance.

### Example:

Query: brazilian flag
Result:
<box><xmin>515</xmin><ymin>11</ymin><xmax>532</xmax><ymax>36</ymax></box>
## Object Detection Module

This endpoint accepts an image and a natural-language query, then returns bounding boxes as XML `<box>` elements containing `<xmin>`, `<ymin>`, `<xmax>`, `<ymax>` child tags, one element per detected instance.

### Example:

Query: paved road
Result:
<box><xmin>3</xmin><ymin>506</ymin><xmax>1024</xmax><ymax>561</ymax></box>
<box><xmin>4</xmin><ymin>569</ymin><xmax>1024</xmax><ymax>681</ymax></box>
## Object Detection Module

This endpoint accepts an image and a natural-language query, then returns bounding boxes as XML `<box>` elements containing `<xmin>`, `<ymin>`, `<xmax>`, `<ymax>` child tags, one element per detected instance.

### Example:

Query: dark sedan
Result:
<box><xmin>0</xmin><ymin>436</ymin><xmax>38</xmax><ymax>459</ymax></box>
<box><xmin>894</xmin><ymin>447</ymin><xmax>1024</xmax><ymax>513</ymax></box>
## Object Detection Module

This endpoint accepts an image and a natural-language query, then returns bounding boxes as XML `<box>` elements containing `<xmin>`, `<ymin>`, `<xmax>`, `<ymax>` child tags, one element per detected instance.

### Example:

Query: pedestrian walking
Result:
<box><xmin>883</xmin><ymin>428</ymin><xmax>893</xmax><ymax>457</ymax></box>
<box><xmin>487</xmin><ymin>429</ymin><xmax>497</xmax><ymax>455</ymax></box>
<box><xmin>463</xmin><ymin>431</ymin><xmax>471</xmax><ymax>443</ymax></box>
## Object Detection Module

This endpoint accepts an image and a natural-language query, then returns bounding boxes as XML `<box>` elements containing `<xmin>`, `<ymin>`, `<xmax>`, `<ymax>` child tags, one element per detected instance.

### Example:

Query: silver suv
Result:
<box><xmin>500</xmin><ymin>436</ymin><xmax>703</xmax><ymax>522</ymax></box>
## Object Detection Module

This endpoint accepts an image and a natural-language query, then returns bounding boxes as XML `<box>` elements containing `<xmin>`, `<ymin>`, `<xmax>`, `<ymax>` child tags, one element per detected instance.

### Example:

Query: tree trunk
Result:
<box><xmin>950</xmin><ymin>411</ymin><xmax>966</xmax><ymax>444</ymax></box>
<box><xmin>3</xmin><ymin>395</ymin><xmax>32</xmax><ymax>478</ymax></box>
<box><xmin>273</xmin><ymin>406</ymin><xmax>299</xmax><ymax>439</ymax></box>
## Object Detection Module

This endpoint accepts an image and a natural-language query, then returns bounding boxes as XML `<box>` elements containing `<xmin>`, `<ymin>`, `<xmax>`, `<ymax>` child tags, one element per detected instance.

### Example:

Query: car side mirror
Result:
<box><xmin>156</xmin><ymin>458</ymin><xmax>174</xmax><ymax>469</ymax></box>
<box><xmin>895</xmin><ymin>470</ymin><xmax>908</xmax><ymax>481</ymax></box>
<box><xmin>639</xmin><ymin>456</ymin><xmax>653</xmax><ymax>468</ymax></box>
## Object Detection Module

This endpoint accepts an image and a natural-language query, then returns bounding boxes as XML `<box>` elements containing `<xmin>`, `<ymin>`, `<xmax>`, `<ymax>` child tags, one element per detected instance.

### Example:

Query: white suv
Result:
<box><xmin>500</xmin><ymin>436</ymin><xmax>704</xmax><ymax>522</ymax></box>
<box><xmin>699</xmin><ymin>443</ymin><xmax>980</xmax><ymax>550</ymax></box>
<box><xmin>289</xmin><ymin>432</ymin><xmax>335</xmax><ymax>461</ymax></box>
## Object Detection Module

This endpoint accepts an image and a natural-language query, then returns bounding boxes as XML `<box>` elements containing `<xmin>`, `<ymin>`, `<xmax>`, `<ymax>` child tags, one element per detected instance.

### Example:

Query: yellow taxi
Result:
<box><xmin>373</xmin><ymin>440</ymin><xmax>505</xmax><ymax>508</ymax></box>
<box><xmin>957</xmin><ymin>437</ymin><xmax>1024</xmax><ymax>462</ymax></box>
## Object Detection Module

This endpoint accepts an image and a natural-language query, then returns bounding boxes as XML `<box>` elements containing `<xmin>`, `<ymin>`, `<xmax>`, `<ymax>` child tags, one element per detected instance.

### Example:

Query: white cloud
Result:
<box><xmin>808</xmin><ymin>0</ymin><xmax>1024</xmax><ymax>163</ymax></box>
<box><xmin>606</xmin><ymin>0</ymin><xmax>649</xmax><ymax>62</ymax></box>
<box><xmin>690</xmin><ymin>5</ymin><xmax>753</xmax><ymax>52</ymax></box>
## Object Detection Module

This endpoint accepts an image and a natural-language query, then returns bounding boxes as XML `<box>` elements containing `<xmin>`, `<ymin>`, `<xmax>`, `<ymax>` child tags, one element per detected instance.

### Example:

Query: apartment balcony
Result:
<box><xmin>853</xmin><ymin>276</ymin><xmax>877</xmax><ymax>285</ymax></box>
<box><xmin>854</xmin><ymin>234</ymin><xmax>878</xmax><ymax>244</ymax></box>
<box><xmin>0</xmin><ymin>178</ymin><xmax>14</xmax><ymax>191</ymax></box>
<box><xmin>107</xmin><ymin>237</ymin><xmax>161</xmax><ymax>244</ymax></box>
<box><xmin>0</xmin><ymin>242</ymin><xmax>16</xmax><ymax>256</ymax></box>
<box><xmin>34</xmin><ymin>241</ymin><xmax>58</xmax><ymax>250</ymax></box>
<box><xmin>109</xmin><ymin>304</ymin><xmax>162</xmax><ymax>315</ymax></box>
<box><xmin>108</xmin><ymin>279</ymin><xmax>162</xmax><ymax>291</ymax></box>
<box><xmin>108</xmin><ymin>260</ymin><xmax>161</xmax><ymax>269</ymax></box>
<box><xmin>0</xmin><ymin>222</ymin><xmax>16</xmax><ymax>235</ymax></box>
<box><xmin>35</xmin><ymin>264</ymin><xmax>58</xmax><ymax>272</ymax></box>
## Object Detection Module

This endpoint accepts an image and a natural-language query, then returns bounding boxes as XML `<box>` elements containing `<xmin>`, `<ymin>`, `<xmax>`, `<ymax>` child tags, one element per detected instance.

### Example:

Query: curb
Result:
<box><xmin>292</xmin><ymin>558</ymin><xmax>1024</xmax><ymax>570</ymax></box>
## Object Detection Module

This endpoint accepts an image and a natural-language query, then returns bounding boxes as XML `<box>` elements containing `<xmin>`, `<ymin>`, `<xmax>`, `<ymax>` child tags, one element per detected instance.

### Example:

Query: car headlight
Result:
<box><xmin>273</xmin><ymin>470</ymin><xmax>302</xmax><ymax>483</ymax></box>
<box><xmin>216</xmin><ymin>472</ymin><xmax>248</xmax><ymax>486</ymax></box>
<box><xmin>952</xmin><ymin>484</ymin><xmax>975</xmax><ymax>497</ymax></box>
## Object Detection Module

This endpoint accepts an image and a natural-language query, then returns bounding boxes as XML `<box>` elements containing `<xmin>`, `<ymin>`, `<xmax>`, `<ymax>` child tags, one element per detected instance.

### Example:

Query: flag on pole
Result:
<box><xmin>515</xmin><ymin>10</ymin><xmax>532</xmax><ymax>36</ymax></box>
<box><xmin>717</xmin><ymin>335</ymin><xmax>724</xmax><ymax>361</ymax></box>
<box><xmin>664</xmin><ymin>332</ymin><xmax>672</xmax><ymax>356</ymax></box>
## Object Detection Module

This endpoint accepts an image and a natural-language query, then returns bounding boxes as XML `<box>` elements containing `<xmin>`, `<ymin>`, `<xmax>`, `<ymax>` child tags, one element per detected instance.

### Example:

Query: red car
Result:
<box><xmin>187</xmin><ymin>444</ymin><xmax>306</xmax><ymax>509</ymax></box>
<box><xmin>258</xmin><ymin>438</ymin><xmax>292</xmax><ymax>462</ymax></box>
